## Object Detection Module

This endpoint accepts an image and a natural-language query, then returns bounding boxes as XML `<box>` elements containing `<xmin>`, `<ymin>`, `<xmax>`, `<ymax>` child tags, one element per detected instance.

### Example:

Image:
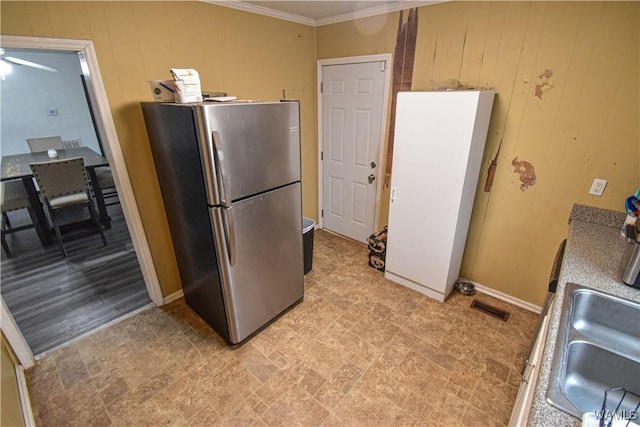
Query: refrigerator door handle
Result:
<box><xmin>212</xmin><ymin>131</ymin><xmax>232</xmax><ymax>208</ymax></box>
<box><xmin>221</xmin><ymin>206</ymin><xmax>237</xmax><ymax>266</ymax></box>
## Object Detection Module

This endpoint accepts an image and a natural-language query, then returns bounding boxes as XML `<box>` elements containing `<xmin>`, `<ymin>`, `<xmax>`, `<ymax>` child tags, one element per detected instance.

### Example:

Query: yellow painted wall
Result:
<box><xmin>1</xmin><ymin>1</ymin><xmax>317</xmax><ymax>297</ymax></box>
<box><xmin>1</xmin><ymin>334</ymin><xmax>26</xmax><ymax>427</ymax></box>
<box><xmin>318</xmin><ymin>2</ymin><xmax>640</xmax><ymax>305</ymax></box>
<box><xmin>2</xmin><ymin>2</ymin><xmax>638</xmax><ymax>306</ymax></box>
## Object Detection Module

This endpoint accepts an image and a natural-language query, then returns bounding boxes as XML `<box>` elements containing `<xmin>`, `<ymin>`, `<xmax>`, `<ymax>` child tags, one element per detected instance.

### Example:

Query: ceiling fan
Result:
<box><xmin>0</xmin><ymin>48</ymin><xmax>58</xmax><ymax>73</ymax></box>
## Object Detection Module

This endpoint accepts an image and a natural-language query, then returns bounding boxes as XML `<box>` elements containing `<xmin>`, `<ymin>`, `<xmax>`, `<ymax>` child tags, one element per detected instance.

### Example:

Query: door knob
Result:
<box><xmin>371</xmin><ymin>161</ymin><xmax>377</xmax><ymax>169</ymax></box>
<box><xmin>368</xmin><ymin>174</ymin><xmax>376</xmax><ymax>184</ymax></box>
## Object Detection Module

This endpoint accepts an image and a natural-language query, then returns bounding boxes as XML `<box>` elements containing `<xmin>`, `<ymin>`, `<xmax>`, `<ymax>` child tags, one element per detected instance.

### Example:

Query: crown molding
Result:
<box><xmin>203</xmin><ymin>0</ymin><xmax>316</xmax><ymax>26</ymax></box>
<box><xmin>316</xmin><ymin>1</ymin><xmax>444</xmax><ymax>26</ymax></box>
<box><xmin>203</xmin><ymin>0</ymin><xmax>445</xmax><ymax>27</ymax></box>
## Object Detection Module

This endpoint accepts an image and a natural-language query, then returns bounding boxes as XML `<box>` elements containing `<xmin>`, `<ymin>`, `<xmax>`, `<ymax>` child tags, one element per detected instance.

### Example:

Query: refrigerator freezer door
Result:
<box><xmin>211</xmin><ymin>182</ymin><xmax>304</xmax><ymax>344</ymax></box>
<box><xmin>198</xmin><ymin>102</ymin><xmax>301</xmax><ymax>204</ymax></box>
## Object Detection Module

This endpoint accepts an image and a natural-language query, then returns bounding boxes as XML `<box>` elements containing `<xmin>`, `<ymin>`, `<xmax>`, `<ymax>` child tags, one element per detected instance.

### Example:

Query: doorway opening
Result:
<box><xmin>0</xmin><ymin>36</ymin><xmax>162</xmax><ymax>366</ymax></box>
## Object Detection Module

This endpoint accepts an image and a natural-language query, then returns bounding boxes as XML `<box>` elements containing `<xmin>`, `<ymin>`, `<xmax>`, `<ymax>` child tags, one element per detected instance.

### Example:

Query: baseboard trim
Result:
<box><xmin>16</xmin><ymin>365</ymin><xmax>36</xmax><ymax>427</ymax></box>
<box><xmin>164</xmin><ymin>289</ymin><xmax>184</xmax><ymax>304</ymax></box>
<box><xmin>460</xmin><ymin>278</ymin><xmax>542</xmax><ymax>314</ymax></box>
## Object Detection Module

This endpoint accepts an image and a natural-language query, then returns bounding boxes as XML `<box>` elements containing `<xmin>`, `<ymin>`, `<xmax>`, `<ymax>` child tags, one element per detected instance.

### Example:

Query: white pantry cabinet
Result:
<box><xmin>384</xmin><ymin>90</ymin><xmax>495</xmax><ymax>302</ymax></box>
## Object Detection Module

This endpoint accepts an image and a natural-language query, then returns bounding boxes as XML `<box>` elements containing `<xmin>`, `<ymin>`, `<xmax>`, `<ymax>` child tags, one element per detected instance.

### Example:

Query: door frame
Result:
<box><xmin>0</xmin><ymin>35</ymin><xmax>163</xmax><ymax>368</ymax></box>
<box><xmin>316</xmin><ymin>54</ymin><xmax>392</xmax><ymax>236</ymax></box>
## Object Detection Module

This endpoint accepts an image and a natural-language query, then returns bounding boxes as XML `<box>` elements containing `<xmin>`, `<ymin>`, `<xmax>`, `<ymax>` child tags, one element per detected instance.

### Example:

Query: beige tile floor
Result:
<box><xmin>26</xmin><ymin>230</ymin><xmax>539</xmax><ymax>426</ymax></box>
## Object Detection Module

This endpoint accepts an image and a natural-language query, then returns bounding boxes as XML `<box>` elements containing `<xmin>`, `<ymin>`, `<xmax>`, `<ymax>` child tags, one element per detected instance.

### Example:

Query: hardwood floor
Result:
<box><xmin>1</xmin><ymin>199</ymin><xmax>151</xmax><ymax>356</ymax></box>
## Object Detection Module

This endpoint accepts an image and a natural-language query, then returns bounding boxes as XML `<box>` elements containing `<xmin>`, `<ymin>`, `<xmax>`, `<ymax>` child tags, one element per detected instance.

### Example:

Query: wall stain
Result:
<box><xmin>484</xmin><ymin>137</ymin><xmax>503</xmax><ymax>192</ymax></box>
<box><xmin>512</xmin><ymin>157</ymin><xmax>536</xmax><ymax>191</ymax></box>
<box><xmin>534</xmin><ymin>69</ymin><xmax>554</xmax><ymax>99</ymax></box>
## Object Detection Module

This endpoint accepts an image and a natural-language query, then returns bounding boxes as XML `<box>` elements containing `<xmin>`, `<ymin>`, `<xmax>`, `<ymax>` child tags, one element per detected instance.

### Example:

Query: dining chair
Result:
<box><xmin>62</xmin><ymin>138</ymin><xmax>82</xmax><ymax>149</ymax></box>
<box><xmin>64</xmin><ymin>138</ymin><xmax>119</xmax><ymax>213</ymax></box>
<box><xmin>93</xmin><ymin>166</ymin><xmax>119</xmax><ymax>209</ymax></box>
<box><xmin>30</xmin><ymin>157</ymin><xmax>107</xmax><ymax>257</ymax></box>
<box><xmin>26</xmin><ymin>136</ymin><xmax>64</xmax><ymax>153</ymax></box>
<box><xmin>1</xmin><ymin>180</ymin><xmax>39</xmax><ymax>257</ymax></box>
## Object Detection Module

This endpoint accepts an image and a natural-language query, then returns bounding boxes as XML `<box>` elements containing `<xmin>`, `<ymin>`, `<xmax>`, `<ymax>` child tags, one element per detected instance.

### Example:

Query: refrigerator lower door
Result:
<box><xmin>211</xmin><ymin>182</ymin><xmax>304</xmax><ymax>344</ymax></box>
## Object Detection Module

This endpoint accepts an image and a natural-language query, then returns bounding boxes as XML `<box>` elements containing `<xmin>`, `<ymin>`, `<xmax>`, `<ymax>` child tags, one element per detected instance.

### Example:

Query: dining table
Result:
<box><xmin>1</xmin><ymin>147</ymin><xmax>113</xmax><ymax>245</ymax></box>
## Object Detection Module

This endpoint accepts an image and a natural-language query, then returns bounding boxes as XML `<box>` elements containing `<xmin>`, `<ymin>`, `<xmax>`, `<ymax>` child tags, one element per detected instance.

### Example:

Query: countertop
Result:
<box><xmin>528</xmin><ymin>204</ymin><xmax>640</xmax><ymax>426</ymax></box>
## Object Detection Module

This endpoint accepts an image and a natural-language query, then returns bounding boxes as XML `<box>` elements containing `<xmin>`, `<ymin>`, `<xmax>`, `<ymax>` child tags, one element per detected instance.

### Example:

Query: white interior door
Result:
<box><xmin>321</xmin><ymin>61</ymin><xmax>386</xmax><ymax>243</ymax></box>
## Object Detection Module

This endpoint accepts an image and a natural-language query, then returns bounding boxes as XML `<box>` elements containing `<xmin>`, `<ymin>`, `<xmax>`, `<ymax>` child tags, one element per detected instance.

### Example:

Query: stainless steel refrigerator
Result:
<box><xmin>141</xmin><ymin>101</ymin><xmax>304</xmax><ymax>345</ymax></box>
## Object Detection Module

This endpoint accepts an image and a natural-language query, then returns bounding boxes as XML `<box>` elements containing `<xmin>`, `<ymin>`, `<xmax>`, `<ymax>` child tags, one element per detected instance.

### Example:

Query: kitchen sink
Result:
<box><xmin>563</xmin><ymin>342</ymin><xmax>640</xmax><ymax>416</ymax></box>
<box><xmin>547</xmin><ymin>283</ymin><xmax>640</xmax><ymax>419</ymax></box>
<box><xmin>571</xmin><ymin>289</ymin><xmax>640</xmax><ymax>356</ymax></box>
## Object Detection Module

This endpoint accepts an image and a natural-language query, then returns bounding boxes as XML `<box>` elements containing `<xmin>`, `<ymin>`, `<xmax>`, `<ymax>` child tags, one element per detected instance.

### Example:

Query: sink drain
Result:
<box><xmin>470</xmin><ymin>300</ymin><xmax>510</xmax><ymax>322</ymax></box>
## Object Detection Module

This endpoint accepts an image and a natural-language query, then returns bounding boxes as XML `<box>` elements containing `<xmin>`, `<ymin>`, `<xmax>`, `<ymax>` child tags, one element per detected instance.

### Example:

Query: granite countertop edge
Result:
<box><xmin>527</xmin><ymin>204</ymin><xmax>639</xmax><ymax>426</ymax></box>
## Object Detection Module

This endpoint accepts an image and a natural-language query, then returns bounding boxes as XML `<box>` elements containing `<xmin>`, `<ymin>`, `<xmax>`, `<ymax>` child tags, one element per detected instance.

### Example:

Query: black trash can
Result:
<box><xmin>303</xmin><ymin>217</ymin><xmax>315</xmax><ymax>274</ymax></box>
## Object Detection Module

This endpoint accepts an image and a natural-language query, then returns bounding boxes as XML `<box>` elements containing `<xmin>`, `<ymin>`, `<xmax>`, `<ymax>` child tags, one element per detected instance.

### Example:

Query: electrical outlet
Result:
<box><xmin>589</xmin><ymin>178</ymin><xmax>608</xmax><ymax>196</ymax></box>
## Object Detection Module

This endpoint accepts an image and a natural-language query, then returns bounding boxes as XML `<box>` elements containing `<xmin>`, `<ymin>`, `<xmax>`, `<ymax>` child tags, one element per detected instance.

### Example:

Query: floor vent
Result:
<box><xmin>470</xmin><ymin>300</ymin><xmax>510</xmax><ymax>322</ymax></box>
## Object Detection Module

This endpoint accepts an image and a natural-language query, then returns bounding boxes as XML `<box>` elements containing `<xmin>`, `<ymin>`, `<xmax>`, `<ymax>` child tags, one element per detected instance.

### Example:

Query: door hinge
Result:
<box><xmin>321</xmin><ymin>151</ymin><xmax>323</xmax><ymax>161</ymax></box>
<box><xmin>321</xmin><ymin>209</ymin><xmax>324</xmax><ymax>218</ymax></box>
<box><xmin>381</xmin><ymin>61</ymin><xmax>387</xmax><ymax>72</ymax></box>
<box><xmin>320</xmin><ymin>82</ymin><xmax>323</xmax><ymax>93</ymax></box>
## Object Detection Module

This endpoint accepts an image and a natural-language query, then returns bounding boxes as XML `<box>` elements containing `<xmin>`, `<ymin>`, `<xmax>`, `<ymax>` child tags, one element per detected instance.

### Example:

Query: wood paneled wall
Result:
<box><xmin>2</xmin><ymin>1</ymin><xmax>638</xmax><ymax>305</ymax></box>
<box><xmin>318</xmin><ymin>2</ymin><xmax>639</xmax><ymax>305</ymax></box>
<box><xmin>1</xmin><ymin>334</ymin><xmax>25</xmax><ymax>427</ymax></box>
